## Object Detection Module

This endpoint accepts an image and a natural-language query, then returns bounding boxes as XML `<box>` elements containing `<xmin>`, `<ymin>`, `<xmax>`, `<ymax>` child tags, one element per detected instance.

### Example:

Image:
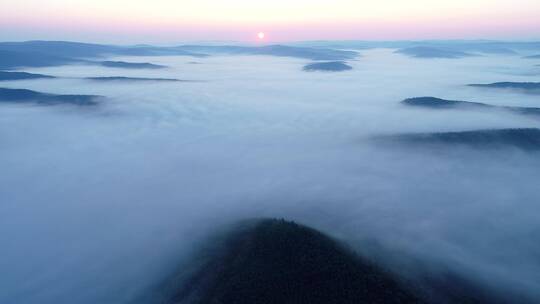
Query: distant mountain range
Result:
<box><xmin>175</xmin><ymin>45</ymin><xmax>358</xmax><ymax>60</ymax></box>
<box><xmin>0</xmin><ymin>41</ymin><xmax>359</xmax><ymax>69</ymax></box>
<box><xmin>1</xmin><ymin>40</ymin><xmax>539</xmax><ymax>70</ymax></box>
<box><xmin>292</xmin><ymin>40</ymin><xmax>540</xmax><ymax>55</ymax></box>
<box><xmin>0</xmin><ymin>41</ymin><xmax>205</xmax><ymax>69</ymax></box>
<box><xmin>395</xmin><ymin>47</ymin><xmax>475</xmax><ymax>59</ymax></box>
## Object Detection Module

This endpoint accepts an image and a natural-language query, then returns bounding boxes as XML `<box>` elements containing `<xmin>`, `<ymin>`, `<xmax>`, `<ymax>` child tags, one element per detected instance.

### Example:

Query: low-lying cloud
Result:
<box><xmin>1</xmin><ymin>49</ymin><xmax>540</xmax><ymax>303</ymax></box>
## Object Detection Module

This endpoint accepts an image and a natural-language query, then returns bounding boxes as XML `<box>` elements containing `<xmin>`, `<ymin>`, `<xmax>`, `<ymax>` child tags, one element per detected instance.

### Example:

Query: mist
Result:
<box><xmin>1</xmin><ymin>49</ymin><xmax>540</xmax><ymax>303</ymax></box>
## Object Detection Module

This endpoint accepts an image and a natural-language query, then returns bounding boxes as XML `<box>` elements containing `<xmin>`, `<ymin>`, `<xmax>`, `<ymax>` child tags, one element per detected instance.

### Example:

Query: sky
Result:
<box><xmin>1</xmin><ymin>0</ymin><xmax>540</xmax><ymax>44</ymax></box>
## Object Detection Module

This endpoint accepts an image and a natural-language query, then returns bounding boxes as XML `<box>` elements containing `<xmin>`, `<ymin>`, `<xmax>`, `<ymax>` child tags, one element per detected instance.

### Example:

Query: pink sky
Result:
<box><xmin>1</xmin><ymin>0</ymin><xmax>539</xmax><ymax>43</ymax></box>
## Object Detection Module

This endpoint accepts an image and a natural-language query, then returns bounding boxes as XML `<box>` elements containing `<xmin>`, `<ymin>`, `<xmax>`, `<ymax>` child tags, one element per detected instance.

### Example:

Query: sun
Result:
<box><xmin>257</xmin><ymin>32</ymin><xmax>265</xmax><ymax>40</ymax></box>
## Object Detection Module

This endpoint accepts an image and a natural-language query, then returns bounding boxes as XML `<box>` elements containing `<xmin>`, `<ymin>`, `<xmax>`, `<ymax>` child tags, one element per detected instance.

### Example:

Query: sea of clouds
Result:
<box><xmin>1</xmin><ymin>49</ymin><xmax>540</xmax><ymax>303</ymax></box>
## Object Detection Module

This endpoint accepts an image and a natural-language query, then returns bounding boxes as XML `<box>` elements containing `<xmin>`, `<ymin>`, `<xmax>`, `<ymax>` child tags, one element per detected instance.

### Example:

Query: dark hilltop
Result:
<box><xmin>402</xmin><ymin>97</ymin><xmax>489</xmax><ymax>109</ymax></box>
<box><xmin>303</xmin><ymin>61</ymin><xmax>353</xmax><ymax>72</ymax></box>
<box><xmin>85</xmin><ymin>76</ymin><xmax>182</xmax><ymax>82</ymax></box>
<box><xmin>158</xmin><ymin>219</ymin><xmax>422</xmax><ymax>304</ymax></box>
<box><xmin>150</xmin><ymin>219</ymin><xmax>512</xmax><ymax>304</ymax></box>
<box><xmin>0</xmin><ymin>88</ymin><xmax>101</xmax><ymax>106</ymax></box>
<box><xmin>468</xmin><ymin>82</ymin><xmax>540</xmax><ymax>93</ymax></box>
<box><xmin>98</xmin><ymin>61</ymin><xmax>167</xmax><ymax>69</ymax></box>
<box><xmin>402</xmin><ymin>96</ymin><xmax>540</xmax><ymax>117</ymax></box>
<box><xmin>0</xmin><ymin>71</ymin><xmax>55</xmax><ymax>81</ymax></box>
<box><xmin>376</xmin><ymin>128</ymin><xmax>540</xmax><ymax>151</ymax></box>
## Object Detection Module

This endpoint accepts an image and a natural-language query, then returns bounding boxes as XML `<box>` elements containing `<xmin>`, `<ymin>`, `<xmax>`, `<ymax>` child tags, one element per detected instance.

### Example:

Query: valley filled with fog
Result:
<box><xmin>1</xmin><ymin>47</ymin><xmax>540</xmax><ymax>303</ymax></box>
